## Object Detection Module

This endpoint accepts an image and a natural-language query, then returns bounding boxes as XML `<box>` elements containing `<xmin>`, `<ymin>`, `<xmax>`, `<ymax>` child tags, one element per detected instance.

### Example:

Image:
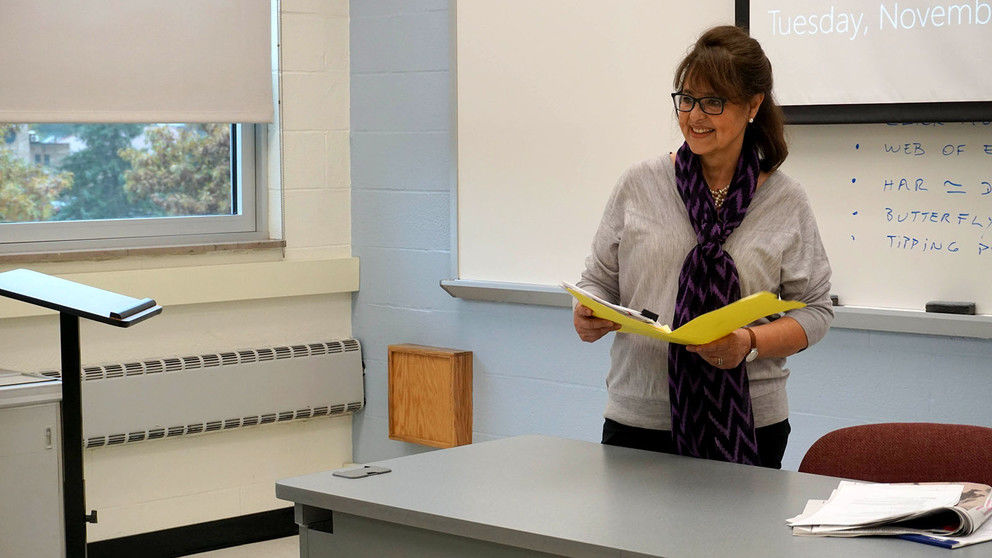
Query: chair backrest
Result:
<box><xmin>798</xmin><ymin>422</ymin><xmax>992</xmax><ymax>486</ymax></box>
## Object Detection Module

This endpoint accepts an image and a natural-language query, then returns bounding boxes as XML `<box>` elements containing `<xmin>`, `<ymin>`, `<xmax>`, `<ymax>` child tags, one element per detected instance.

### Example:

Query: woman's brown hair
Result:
<box><xmin>673</xmin><ymin>25</ymin><xmax>787</xmax><ymax>172</ymax></box>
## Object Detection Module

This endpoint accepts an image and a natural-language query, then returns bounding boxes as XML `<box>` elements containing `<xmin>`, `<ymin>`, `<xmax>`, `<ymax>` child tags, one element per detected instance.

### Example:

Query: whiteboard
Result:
<box><xmin>455</xmin><ymin>0</ymin><xmax>731</xmax><ymax>285</ymax></box>
<box><xmin>786</xmin><ymin>122</ymin><xmax>992</xmax><ymax>313</ymax></box>
<box><xmin>455</xmin><ymin>1</ymin><xmax>992</xmax><ymax>314</ymax></box>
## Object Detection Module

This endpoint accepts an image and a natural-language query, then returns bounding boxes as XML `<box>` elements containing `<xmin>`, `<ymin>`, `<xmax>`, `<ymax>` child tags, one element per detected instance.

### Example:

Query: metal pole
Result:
<box><xmin>60</xmin><ymin>313</ymin><xmax>87</xmax><ymax>558</ymax></box>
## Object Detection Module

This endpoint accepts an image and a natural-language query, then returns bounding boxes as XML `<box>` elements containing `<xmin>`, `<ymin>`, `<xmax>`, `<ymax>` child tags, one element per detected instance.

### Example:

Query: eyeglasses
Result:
<box><xmin>671</xmin><ymin>92</ymin><xmax>726</xmax><ymax>115</ymax></box>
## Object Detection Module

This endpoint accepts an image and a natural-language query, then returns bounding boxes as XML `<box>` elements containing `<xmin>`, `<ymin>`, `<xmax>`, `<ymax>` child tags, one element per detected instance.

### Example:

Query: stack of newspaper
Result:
<box><xmin>787</xmin><ymin>481</ymin><xmax>992</xmax><ymax>549</ymax></box>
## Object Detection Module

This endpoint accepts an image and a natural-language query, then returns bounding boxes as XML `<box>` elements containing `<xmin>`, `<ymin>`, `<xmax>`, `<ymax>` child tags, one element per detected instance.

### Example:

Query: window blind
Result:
<box><xmin>0</xmin><ymin>0</ymin><xmax>273</xmax><ymax>123</ymax></box>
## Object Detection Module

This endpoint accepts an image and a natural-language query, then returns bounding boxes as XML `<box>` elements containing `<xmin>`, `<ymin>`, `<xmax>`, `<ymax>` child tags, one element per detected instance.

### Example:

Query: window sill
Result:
<box><xmin>0</xmin><ymin>243</ymin><xmax>359</xmax><ymax>319</ymax></box>
<box><xmin>0</xmin><ymin>240</ymin><xmax>288</xmax><ymax>264</ymax></box>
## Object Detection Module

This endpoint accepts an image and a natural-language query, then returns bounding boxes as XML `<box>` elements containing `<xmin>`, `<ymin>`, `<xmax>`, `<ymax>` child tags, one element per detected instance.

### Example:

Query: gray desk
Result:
<box><xmin>276</xmin><ymin>435</ymin><xmax>988</xmax><ymax>557</ymax></box>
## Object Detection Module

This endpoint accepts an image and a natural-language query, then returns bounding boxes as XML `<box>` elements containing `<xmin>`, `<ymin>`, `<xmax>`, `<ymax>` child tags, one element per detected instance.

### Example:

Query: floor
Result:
<box><xmin>186</xmin><ymin>536</ymin><xmax>298</xmax><ymax>558</ymax></box>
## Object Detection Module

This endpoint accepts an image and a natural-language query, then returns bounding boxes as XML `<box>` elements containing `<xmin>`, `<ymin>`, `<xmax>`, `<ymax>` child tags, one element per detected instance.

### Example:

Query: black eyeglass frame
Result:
<box><xmin>671</xmin><ymin>92</ymin><xmax>727</xmax><ymax>115</ymax></box>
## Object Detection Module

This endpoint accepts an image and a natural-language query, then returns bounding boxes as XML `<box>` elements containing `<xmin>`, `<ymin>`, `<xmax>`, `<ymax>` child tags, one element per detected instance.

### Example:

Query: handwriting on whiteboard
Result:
<box><xmin>843</xmin><ymin>123</ymin><xmax>992</xmax><ymax>258</ymax></box>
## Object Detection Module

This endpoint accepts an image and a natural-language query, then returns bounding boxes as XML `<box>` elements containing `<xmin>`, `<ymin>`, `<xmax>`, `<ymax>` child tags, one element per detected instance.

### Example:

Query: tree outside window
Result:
<box><xmin>0</xmin><ymin>123</ymin><xmax>233</xmax><ymax>224</ymax></box>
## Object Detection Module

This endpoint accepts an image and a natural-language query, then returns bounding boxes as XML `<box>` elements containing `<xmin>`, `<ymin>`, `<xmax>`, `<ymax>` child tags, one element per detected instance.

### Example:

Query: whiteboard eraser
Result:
<box><xmin>925</xmin><ymin>301</ymin><xmax>975</xmax><ymax>315</ymax></box>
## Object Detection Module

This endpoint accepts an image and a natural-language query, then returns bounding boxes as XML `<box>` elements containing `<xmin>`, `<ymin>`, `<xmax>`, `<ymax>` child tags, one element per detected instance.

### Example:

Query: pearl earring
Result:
<box><xmin>748</xmin><ymin>117</ymin><xmax>754</xmax><ymax>123</ymax></box>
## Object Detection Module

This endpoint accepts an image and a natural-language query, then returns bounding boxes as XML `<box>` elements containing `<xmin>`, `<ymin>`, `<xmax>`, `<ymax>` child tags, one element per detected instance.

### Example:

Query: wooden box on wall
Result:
<box><xmin>388</xmin><ymin>344</ymin><xmax>472</xmax><ymax>448</ymax></box>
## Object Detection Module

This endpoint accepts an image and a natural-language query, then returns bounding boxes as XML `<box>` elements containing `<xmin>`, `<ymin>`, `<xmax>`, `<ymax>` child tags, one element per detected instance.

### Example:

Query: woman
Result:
<box><xmin>573</xmin><ymin>25</ymin><xmax>833</xmax><ymax>469</ymax></box>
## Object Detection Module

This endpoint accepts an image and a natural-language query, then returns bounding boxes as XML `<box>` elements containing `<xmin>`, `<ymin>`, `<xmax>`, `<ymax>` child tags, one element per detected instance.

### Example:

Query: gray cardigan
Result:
<box><xmin>578</xmin><ymin>154</ymin><xmax>834</xmax><ymax>430</ymax></box>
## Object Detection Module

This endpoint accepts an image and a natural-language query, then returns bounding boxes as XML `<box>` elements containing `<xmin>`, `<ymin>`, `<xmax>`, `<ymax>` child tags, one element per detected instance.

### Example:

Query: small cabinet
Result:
<box><xmin>388</xmin><ymin>344</ymin><xmax>472</xmax><ymax>448</ymax></box>
<box><xmin>0</xmin><ymin>379</ymin><xmax>64</xmax><ymax>558</ymax></box>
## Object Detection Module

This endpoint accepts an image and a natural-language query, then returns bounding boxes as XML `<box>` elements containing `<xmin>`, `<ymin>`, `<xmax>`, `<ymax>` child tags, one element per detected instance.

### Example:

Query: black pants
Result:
<box><xmin>601</xmin><ymin>417</ymin><xmax>791</xmax><ymax>469</ymax></box>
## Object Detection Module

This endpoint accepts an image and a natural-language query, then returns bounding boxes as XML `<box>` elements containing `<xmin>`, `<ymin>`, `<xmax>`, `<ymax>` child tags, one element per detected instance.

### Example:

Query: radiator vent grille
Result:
<box><xmin>44</xmin><ymin>340</ymin><xmax>361</xmax><ymax>382</ymax></box>
<box><xmin>183</xmin><ymin>356</ymin><xmax>202</xmax><ymax>369</ymax></box>
<box><xmin>44</xmin><ymin>340</ymin><xmax>364</xmax><ymax>449</ymax></box>
<box><xmin>257</xmin><ymin>348</ymin><xmax>275</xmax><ymax>361</ymax></box>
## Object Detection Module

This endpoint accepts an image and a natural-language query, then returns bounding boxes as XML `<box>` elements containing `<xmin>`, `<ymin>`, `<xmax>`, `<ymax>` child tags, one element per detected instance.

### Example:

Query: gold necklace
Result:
<box><xmin>710</xmin><ymin>184</ymin><xmax>730</xmax><ymax>209</ymax></box>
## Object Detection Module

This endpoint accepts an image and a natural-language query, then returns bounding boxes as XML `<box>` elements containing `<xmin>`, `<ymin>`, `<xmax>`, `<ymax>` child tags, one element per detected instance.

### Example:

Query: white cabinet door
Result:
<box><xmin>0</xmin><ymin>402</ymin><xmax>64</xmax><ymax>558</ymax></box>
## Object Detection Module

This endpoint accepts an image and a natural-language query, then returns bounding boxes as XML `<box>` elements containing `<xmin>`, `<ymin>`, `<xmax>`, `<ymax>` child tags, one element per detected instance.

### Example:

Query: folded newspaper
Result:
<box><xmin>787</xmin><ymin>481</ymin><xmax>992</xmax><ymax>549</ymax></box>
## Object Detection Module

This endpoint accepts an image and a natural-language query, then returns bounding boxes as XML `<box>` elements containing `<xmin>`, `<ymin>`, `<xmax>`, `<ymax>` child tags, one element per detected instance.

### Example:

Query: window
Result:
<box><xmin>0</xmin><ymin>1</ymin><xmax>274</xmax><ymax>255</ymax></box>
<box><xmin>0</xmin><ymin>122</ymin><xmax>265</xmax><ymax>253</ymax></box>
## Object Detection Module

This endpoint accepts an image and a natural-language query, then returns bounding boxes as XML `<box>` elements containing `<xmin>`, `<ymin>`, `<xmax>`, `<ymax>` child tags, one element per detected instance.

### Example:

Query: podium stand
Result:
<box><xmin>0</xmin><ymin>268</ymin><xmax>162</xmax><ymax>558</ymax></box>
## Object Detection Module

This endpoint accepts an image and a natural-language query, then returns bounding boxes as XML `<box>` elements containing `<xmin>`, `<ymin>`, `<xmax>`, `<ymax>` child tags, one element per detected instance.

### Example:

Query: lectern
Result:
<box><xmin>0</xmin><ymin>268</ymin><xmax>162</xmax><ymax>558</ymax></box>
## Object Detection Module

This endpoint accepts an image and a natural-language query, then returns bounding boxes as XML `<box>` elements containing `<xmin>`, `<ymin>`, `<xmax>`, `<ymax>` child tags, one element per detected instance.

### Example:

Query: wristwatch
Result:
<box><xmin>744</xmin><ymin>327</ymin><xmax>759</xmax><ymax>363</ymax></box>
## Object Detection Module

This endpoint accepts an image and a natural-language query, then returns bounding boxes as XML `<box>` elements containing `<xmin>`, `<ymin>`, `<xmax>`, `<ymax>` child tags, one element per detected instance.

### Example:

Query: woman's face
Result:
<box><xmin>677</xmin><ymin>80</ymin><xmax>762</xmax><ymax>166</ymax></box>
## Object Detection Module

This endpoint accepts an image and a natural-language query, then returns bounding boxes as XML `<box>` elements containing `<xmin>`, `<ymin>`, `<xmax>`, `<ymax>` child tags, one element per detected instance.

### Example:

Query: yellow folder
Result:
<box><xmin>562</xmin><ymin>282</ymin><xmax>805</xmax><ymax>345</ymax></box>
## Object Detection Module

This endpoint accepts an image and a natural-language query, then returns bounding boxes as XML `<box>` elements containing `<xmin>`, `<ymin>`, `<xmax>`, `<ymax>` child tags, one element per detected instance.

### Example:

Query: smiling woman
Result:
<box><xmin>672</xmin><ymin>86</ymin><xmax>760</xmax><ymax>187</ymax></box>
<box><xmin>573</xmin><ymin>25</ymin><xmax>833</xmax><ymax>470</ymax></box>
<box><xmin>672</xmin><ymin>25</ymin><xmax>786</xmax><ymax>176</ymax></box>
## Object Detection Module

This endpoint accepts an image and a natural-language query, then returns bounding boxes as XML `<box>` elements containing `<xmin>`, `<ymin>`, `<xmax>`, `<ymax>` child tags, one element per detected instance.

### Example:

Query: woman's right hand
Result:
<box><xmin>573</xmin><ymin>304</ymin><xmax>621</xmax><ymax>342</ymax></box>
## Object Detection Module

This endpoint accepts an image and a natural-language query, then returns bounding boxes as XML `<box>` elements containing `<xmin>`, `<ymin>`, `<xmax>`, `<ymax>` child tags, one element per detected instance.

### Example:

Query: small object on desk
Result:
<box><xmin>925</xmin><ymin>301</ymin><xmax>976</xmax><ymax>315</ymax></box>
<box><xmin>830</xmin><ymin>294</ymin><xmax>839</xmax><ymax>306</ymax></box>
<box><xmin>332</xmin><ymin>465</ymin><xmax>391</xmax><ymax>479</ymax></box>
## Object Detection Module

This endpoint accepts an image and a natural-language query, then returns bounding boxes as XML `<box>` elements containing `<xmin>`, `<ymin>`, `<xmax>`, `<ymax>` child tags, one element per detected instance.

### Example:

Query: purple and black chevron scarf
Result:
<box><xmin>668</xmin><ymin>139</ymin><xmax>761</xmax><ymax>465</ymax></box>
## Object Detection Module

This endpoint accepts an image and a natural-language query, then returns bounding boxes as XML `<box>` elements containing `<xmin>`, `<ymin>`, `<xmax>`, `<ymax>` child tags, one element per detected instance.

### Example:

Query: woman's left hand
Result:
<box><xmin>686</xmin><ymin>328</ymin><xmax>751</xmax><ymax>369</ymax></box>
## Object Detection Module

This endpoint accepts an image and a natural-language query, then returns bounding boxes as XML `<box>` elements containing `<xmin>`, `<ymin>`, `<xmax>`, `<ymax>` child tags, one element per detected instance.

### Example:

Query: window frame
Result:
<box><xmin>0</xmin><ymin>123</ymin><xmax>269</xmax><ymax>255</ymax></box>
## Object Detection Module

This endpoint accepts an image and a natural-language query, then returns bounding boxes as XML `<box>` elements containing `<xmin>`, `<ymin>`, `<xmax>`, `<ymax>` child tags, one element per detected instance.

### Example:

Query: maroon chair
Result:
<box><xmin>798</xmin><ymin>422</ymin><xmax>992</xmax><ymax>485</ymax></box>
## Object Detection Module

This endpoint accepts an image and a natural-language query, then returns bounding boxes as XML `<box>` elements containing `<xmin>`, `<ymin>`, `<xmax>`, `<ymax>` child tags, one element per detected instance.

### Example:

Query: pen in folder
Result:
<box><xmin>898</xmin><ymin>533</ymin><xmax>958</xmax><ymax>549</ymax></box>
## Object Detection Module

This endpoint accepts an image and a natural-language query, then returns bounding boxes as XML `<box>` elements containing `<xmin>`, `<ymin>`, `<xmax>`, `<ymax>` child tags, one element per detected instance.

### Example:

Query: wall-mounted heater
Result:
<box><xmin>42</xmin><ymin>339</ymin><xmax>364</xmax><ymax>448</ymax></box>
